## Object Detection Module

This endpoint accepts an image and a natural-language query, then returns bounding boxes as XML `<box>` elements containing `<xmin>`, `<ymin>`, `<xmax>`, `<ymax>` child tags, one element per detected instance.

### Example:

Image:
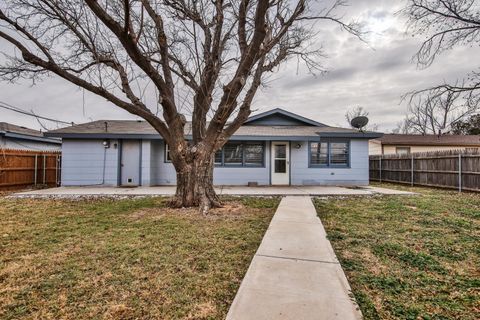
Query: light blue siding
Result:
<box><xmin>290</xmin><ymin>140</ymin><xmax>369</xmax><ymax>186</ymax></box>
<box><xmin>60</xmin><ymin>139</ymin><xmax>369</xmax><ymax>187</ymax></box>
<box><xmin>150</xmin><ymin>140</ymin><xmax>176</xmax><ymax>185</ymax></box>
<box><xmin>61</xmin><ymin>139</ymin><xmax>119</xmax><ymax>186</ymax></box>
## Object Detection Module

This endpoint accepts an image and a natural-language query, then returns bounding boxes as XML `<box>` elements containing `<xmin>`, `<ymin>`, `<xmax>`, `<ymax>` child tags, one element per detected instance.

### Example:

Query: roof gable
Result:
<box><xmin>244</xmin><ymin>108</ymin><xmax>326</xmax><ymax>127</ymax></box>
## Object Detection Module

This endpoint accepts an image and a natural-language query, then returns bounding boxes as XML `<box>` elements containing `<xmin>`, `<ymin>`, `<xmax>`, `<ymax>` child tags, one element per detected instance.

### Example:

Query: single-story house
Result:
<box><xmin>0</xmin><ymin>122</ymin><xmax>61</xmax><ymax>151</ymax></box>
<box><xmin>47</xmin><ymin>108</ymin><xmax>382</xmax><ymax>187</ymax></box>
<box><xmin>369</xmin><ymin>134</ymin><xmax>480</xmax><ymax>155</ymax></box>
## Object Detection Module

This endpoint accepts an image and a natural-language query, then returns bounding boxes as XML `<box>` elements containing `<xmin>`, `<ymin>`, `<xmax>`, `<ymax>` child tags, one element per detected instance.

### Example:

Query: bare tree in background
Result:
<box><xmin>0</xmin><ymin>1</ymin><xmax>361</xmax><ymax>212</ymax></box>
<box><xmin>403</xmin><ymin>0</ymin><xmax>480</xmax><ymax>131</ymax></box>
<box><xmin>345</xmin><ymin>106</ymin><xmax>378</xmax><ymax>131</ymax></box>
<box><xmin>401</xmin><ymin>90</ymin><xmax>472</xmax><ymax>135</ymax></box>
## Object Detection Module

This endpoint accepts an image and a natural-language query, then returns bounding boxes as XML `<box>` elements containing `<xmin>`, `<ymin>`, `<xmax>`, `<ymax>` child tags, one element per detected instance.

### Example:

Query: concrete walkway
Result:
<box><xmin>226</xmin><ymin>196</ymin><xmax>362</xmax><ymax>320</ymax></box>
<box><xmin>13</xmin><ymin>185</ymin><xmax>413</xmax><ymax>198</ymax></box>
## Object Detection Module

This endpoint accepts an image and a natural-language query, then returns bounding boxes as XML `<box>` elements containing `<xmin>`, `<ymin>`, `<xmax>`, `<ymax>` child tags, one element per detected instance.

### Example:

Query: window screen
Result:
<box><xmin>224</xmin><ymin>142</ymin><xmax>243</xmax><ymax>165</ymax></box>
<box><xmin>310</xmin><ymin>142</ymin><xmax>328</xmax><ymax>165</ymax></box>
<box><xmin>244</xmin><ymin>143</ymin><xmax>264</xmax><ymax>166</ymax></box>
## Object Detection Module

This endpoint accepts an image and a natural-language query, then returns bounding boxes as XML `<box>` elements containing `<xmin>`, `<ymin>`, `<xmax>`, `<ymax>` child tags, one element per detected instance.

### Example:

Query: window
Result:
<box><xmin>310</xmin><ymin>142</ymin><xmax>328</xmax><ymax>166</ymax></box>
<box><xmin>330</xmin><ymin>142</ymin><xmax>349</xmax><ymax>165</ymax></box>
<box><xmin>396</xmin><ymin>147</ymin><xmax>410</xmax><ymax>155</ymax></box>
<box><xmin>165</xmin><ymin>143</ymin><xmax>172</xmax><ymax>162</ymax></box>
<box><xmin>217</xmin><ymin>141</ymin><xmax>264</xmax><ymax>167</ymax></box>
<box><xmin>244</xmin><ymin>143</ymin><xmax>264</xmax><ymax>166</ymax></box>
<box><xmin>165</xmin><ymin>141</ymin><xmax>265</xmax><ymax>167</ymax></box>
<box><xmin>309</xmin><ymin>140</ymin><xmax>349</xmax><ymax>167</ymax></box>
<box><xmin>224</xmin><ymin>142</ymin><xmax>243</xmax><ymax>165</ymax></box>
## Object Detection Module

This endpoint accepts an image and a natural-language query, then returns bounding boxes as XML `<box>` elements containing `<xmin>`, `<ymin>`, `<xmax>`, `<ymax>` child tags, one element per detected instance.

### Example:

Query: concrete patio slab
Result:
<box><xmin>12</xmin><ymin>185</ymin><xmax>414</xmax><ymax>198</ymax></box>
<box><xmin>226</xmin><ymin>196</ymin><xmax>362</xmax><ymax>320</ymax></box>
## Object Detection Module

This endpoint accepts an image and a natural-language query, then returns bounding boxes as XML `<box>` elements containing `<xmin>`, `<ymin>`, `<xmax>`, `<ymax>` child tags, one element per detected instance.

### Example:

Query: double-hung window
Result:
<box><xmin>309</xmin><ymin>140</ymin><xmax>349</xmax><ymax>167</ymax></box>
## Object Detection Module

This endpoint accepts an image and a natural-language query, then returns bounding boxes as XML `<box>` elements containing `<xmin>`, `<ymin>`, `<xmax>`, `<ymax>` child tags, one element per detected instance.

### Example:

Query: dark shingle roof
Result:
<box><xmin>0</xmin><ymin>122</ymin><xmax>44</xmax><ymax>137</ymax></box>
<box><xmin>376</xmin><ymin>134</ymin><xmax>480</xmax><ymax>146</ymax></box>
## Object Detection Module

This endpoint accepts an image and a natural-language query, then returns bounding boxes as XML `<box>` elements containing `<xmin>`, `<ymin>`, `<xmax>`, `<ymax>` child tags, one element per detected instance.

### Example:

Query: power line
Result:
<box><xmin>0</xmin><ymin>100</ymin><xmax>73</xmax><ymax>125</ymax></box>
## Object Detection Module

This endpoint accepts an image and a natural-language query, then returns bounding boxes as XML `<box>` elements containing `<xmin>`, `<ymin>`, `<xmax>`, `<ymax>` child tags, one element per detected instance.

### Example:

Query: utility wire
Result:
<box><xmin>0</xmin><ymin>100</ymin><xmax>74</xmax><ymax>125</ymax></box>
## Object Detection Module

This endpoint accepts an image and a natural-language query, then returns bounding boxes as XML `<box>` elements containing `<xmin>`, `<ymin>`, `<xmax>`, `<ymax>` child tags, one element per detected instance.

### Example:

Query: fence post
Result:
<box><xmin>43</xmin><ymin>154</ymin><xmax>46</xmax><ymax>184</ymax></box>
<box><xmin>379</xmin><ymin>155</ymin><xmax>382</xmax><ymax>183</ymax></box>
<box><xmin>411</xmin><ymin>154</ymin><xmax>414</xmax><ymax>186</ymax></box>
<box><xmin>34</xmin><ymin>154</ymin><xmax>38</xmax><ymax>186</ymax></box>
<box><xmin>458</xmin><ymin>153</ymin><xmax>462</xmax><ymax>192</ymax></box>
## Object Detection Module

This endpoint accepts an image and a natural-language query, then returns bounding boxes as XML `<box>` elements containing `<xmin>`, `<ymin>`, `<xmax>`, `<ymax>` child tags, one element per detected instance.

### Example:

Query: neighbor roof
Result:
<box><xmin>376</xmin><ymin>134</ymin><xmax>480</xmax><ymax>146</ymax></box>
<box><xmin>0</xmin><ymin>122</ymin><xmax>61</xmax><ymax>144</ymax></box>
<box><xmin>0</xmin><ymin>122</ymin><xmax>44</xmax><ymax>137</ymax></box>
<box><xmin>47</xmin><ymin>109</ymin><xmax>382</xmax><ymax>140</ymax></box>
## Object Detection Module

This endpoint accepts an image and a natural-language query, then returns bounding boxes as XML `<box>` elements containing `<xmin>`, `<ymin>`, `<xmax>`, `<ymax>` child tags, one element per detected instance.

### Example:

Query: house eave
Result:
<box><xmin>2</xmin><ymin>131</ymin><xmax>61</xmax><ymax>144</ymax></box>
<box><xmin>317</xmin><ymin>132</ymin><xmax>384</xmax><ymax>139</ymax></box>
<box><xmin>46</xmin><ymin>132</ymin><xmax>383</xmax><ymax>141</ymax></box>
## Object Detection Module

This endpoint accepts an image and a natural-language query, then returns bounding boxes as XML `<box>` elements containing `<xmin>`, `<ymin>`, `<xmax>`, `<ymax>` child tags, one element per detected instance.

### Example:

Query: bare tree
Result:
<box><xmin>400</xmin><ymin>90</ymin><xmax>473</xmax><ymax>135</ymax></box>
<box><xmin>345</xmin><ymin>106</ymin><xmax>378</xmax><ymax>131</ymax></box>
<box><xmin>403</xmin><ymin>0</ymin><xmax>480</xmax><ymax>108</ymax></box>
<box><xmin>391</xmin><ymin>119</ymin><xmax>411</xmax><ymax>134</ymax></box>
<box><xmin>0</xmin><ymin>0</ymin><xmax>361</xmax><ymax>212</ymax></box>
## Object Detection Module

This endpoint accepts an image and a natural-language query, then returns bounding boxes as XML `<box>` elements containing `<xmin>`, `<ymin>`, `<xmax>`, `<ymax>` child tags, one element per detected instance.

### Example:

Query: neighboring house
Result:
<box><xmin>47</xmin><ymin>108</ymin><xmax>382</xmax><ymax>187</ymax></box>
<box><xmin>369</xmin><ymin>134</ymin><xmax>480</xmax><ymax>155</ymax></box>
<box><xmin>0</xmin><ymin>122</ymin><xmax>61</xmax><ymax>151</ymax></box>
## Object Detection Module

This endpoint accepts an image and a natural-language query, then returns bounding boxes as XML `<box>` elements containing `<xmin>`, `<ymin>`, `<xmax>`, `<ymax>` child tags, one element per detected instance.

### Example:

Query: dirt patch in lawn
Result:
<box><xmin>130</xmin><ymin>201</ymin><xmax>252</xmax><ymax>221</ymax></box>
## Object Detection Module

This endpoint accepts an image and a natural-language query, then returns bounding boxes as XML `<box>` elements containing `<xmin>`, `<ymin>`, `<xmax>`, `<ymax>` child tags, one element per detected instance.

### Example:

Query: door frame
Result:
<box><xmin>270</xmin><ymin>141</ymin><xmax>291</xmax><ymax>185</ymax></box>
<box><xmin>119</xmin><ymin>139</ymin><xmax>142</xmax><ymax>187</ymax></box>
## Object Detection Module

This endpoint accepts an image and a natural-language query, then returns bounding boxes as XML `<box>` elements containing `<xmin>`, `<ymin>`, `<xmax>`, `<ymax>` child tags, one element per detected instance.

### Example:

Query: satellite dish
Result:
<box><xmin>350</xmin><ymin>116</ymin><xmax>369</xmax><ymax>131</ymax></box>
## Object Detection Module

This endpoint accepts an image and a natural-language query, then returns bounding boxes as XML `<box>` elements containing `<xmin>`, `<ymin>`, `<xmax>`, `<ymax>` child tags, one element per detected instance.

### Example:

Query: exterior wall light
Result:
<box><xmin>295</xmin><ymin>143</ymin><xmax>302</xmax><ymax>149</ymax></box>
<box><xmin>103</xmin><ymin>140</ymin><xmax>110</xmax><ymax>148</ymax></box>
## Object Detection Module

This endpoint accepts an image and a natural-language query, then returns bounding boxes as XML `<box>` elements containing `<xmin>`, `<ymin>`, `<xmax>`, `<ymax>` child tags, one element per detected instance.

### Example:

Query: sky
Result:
<box><xmin>0</xmin><ymin>0</ymin><xmax>478</xmax><ymax>132</ymax></box>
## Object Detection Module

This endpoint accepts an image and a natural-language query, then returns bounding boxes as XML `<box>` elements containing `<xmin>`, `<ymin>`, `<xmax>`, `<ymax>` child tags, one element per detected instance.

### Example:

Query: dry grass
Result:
<box><xmin>314</xmin><ymin>184</ymin><xmax>480</xmax><ymax>320</ymax></box>
<box><xmin>0</xmin><ymin>196</ymin><xmax>279</xmax><ymax>319</ymax></box>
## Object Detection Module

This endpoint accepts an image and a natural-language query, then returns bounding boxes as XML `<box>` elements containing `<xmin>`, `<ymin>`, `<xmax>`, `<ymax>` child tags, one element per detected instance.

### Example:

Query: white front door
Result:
<box><xmin>271</xmin><ymin>142</ymin><xmax>290</xmax><ymax>185</ymax></box>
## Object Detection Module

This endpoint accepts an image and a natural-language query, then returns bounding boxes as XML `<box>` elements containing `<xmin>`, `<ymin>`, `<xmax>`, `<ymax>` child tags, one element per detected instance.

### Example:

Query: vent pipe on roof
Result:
<box><xmin>104</xmin><ymin>121</ymin><xmax>108</xmax><ymax>132</ymax></box>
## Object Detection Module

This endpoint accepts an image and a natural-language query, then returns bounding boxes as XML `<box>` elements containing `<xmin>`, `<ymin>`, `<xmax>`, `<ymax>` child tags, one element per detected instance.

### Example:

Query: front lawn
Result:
<box><xmin>0</xmin><ymin>196</ymin><xmax>279</xmax><ymax>319</ymax></box>
<box><xmin>314</xmin><ymin>184</ymin><xmax>480</xmax><ymax>320</ymax></box>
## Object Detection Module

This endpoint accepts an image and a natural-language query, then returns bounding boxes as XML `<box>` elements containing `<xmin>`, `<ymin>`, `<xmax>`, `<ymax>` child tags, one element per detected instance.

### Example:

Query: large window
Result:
<box><xmin>217</xmin><ymin>142</ymin><xmax>265</xmax><ymax>167</ymax></box>
<box><xmin>166</xmin><ymin>141</ymin><xmax>265</xmax><ymax>167</ymax></box>
<box><xmin>309</xmin><ymin>140</ymin><xmax>349</xmax><ymax>167</ymax></box>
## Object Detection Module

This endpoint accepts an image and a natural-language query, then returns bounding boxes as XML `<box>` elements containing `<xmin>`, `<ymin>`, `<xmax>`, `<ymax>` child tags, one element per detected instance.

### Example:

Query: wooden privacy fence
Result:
<box><xmin>370</xmin><ymin>149</ymin><xmax>480</xmax><ymax>192</ymax></box>
<box><xmin>0</xmin><ymin>149</ymin><xmax>61</xmax><ymax>190</ymax></box>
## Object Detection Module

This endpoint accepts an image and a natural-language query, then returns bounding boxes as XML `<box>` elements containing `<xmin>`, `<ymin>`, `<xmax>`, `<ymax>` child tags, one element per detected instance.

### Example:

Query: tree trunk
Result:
<box><xmin>170</xmin><ymin>153</ymin><xmax>221</xmax><ymax>214</ymax></box>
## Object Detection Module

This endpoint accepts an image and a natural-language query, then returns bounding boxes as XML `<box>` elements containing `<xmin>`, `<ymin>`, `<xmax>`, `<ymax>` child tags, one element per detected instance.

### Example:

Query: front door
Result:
<box><xmin>271</xmin><ymin>142</ymin><xmax>290</xmax><ymax>185</ymax></box>
<box><xmin>121</xmin><ymin>140</ymin><xmax>141</xmax><ymax>186</ymax></box>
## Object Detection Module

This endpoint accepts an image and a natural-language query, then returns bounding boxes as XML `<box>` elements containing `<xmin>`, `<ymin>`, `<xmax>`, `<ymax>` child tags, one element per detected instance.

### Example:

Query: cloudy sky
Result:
<box><xmin>1</xmin><ymin>0</ymin><xmax>478</xmax><ymax>132</ymax></box>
